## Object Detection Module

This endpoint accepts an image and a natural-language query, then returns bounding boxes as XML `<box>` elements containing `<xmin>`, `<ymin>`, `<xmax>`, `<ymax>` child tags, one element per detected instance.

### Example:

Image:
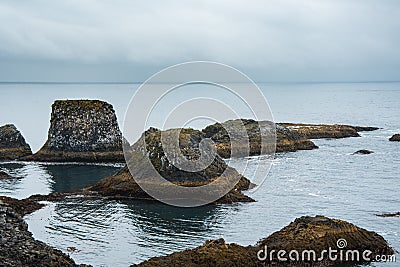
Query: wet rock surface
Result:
<box><xmin>0</xmin><ymin>200</ymin><xmax>80</xmax><ymax>267</ymax></box>
<box><xmin>85</xmin><ymin>127</ymin><xmax>254</xmax><ymax>204</ymax></box>
<box><xmin>0</xmin><ymin>124</ymin><xmax>32</xmax><ymax>160</ymax></box>
<box><xmin>389</xmin><ymin>134</ymin><xmax>400</xmax><ymax>142</ymax></box>
<box><xmin>133</xmin><ymin>216</ymin><xmax>394</xmax><ymax>267</ymax></box>
<box><xmin>23</xmin><ymin>100</ymin><xmax>124</xmax><ymax>163</ymax></box>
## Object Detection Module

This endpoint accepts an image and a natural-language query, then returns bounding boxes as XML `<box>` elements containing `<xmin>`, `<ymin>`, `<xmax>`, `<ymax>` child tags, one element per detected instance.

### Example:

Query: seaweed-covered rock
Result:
<box><xmin>202</xmin><ymin>119</ymin><xmax>317</xmax><ymax>157</ymax></box>
<box><xmin>133</xmin><ymin>215</ymin><xmax>394</xmax><ymax>267</ymax></box>
<box><xmin>24</xmin><ymin>100</ymin><xmax>124</xmax><ymax>163</ymax></box>
<box><xmin>85</xmin><ymin>127</ymin><xmax>254</xmax><ymax>204</ymax></box>
<box><xmin>0</xmin><ymin>124</ymin><xmax>32</xmax><ymax>160</ymax></box>
<box><xmin>281</xmin><ymin>123</ymin><xmax>378</xmax><ymax>139</ymax></box>
<box><xmin>389</xmin><ymin>134</ymin><xmax>400</xmax><ymax>142</ymax></box>
<box><xmin>0</xmin><ymin>200</ymin><xmax>79</xmax><ymax>267</ymax></box>
<box><xmin>257</xmin><ymin>215</ymin><xmax>394</xmax><ymax>266</ymax></box>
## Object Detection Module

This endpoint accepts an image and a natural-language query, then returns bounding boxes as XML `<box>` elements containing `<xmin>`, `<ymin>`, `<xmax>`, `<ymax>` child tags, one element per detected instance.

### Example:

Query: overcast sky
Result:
<box><xmin>0</xmin><ymin>0</ymin><xmax>399</xmax><ymax>82</ymax></box>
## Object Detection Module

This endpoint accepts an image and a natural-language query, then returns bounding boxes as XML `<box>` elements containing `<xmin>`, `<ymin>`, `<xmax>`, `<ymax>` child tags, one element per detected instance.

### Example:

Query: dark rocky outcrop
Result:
<box><xmin>0</xmin><ymin>199</ymin><xmax>80</xmax><ymax>267</ymax></box>
<box><xmin>281</xmin><ymin>123</ymin><xmax>378</xmax><ymax>139</ymax></box>
<box><xmin>376</xmin><ymin>212</ymin><xmax>400</xmax><ymax>218</ymax></box>
<box><xmin>85</xmin><ymin>127</ymin><xmax>254</xmax><ymax>204</ymax></box>
<box><xmin>256</xmin><ymin>215</ymin><xmax>394</xmax><ymax>266</ymax></box>
<box><xmin>23</xmin><ymin>100</ymin><xmax>124</xmax><ymax>163</ymax></box>
<box><xmin>0</xmin><ymin>170</ymin><xmax>13</xmax><ymax>179</ymax></box>
<box><xmin>353</xmin><ymin>149</ymin><xmax>374</xmax><ymax>155</ymax></box>
<box><xmin>0</xmin><ymin>124</ymin><xmax>32</xmax><ymax>160</ymax></box>
<box><xmin>202</xmin><ymin>119</ymin><xmax>317</xmax><ymax>157</ymax></box>
<box><xmin>133</xmin><ymin>216</ymin><xmax>394</xmax><ymax>267</ymax></box>
<box><xmin>389</xmin><ymin>134</ymin><xmax>400</xmax><ymax>142</ymax></box>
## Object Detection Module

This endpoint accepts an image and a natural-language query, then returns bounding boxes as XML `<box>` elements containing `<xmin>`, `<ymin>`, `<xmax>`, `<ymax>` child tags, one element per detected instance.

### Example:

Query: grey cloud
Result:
<box><xmin>0</xmin><ymin>0</ymin><xmax>399</xmax><ymax>81</ymax></box>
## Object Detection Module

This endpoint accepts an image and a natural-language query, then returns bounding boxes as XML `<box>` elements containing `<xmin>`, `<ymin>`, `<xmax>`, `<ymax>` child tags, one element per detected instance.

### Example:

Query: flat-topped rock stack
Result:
<box><xmin>24</xmin><ymin>100</ymin><xmax>124</xmax><ymax>163</ymax></box>
<box><xmin>0</xmin><ymin>124</ymin><xmax>32</xmax><ymax>160</ymax></box>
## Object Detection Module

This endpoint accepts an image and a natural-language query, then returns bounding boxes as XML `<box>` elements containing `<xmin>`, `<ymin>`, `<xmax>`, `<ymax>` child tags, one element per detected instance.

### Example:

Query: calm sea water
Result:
<box><xmin>0</xmin><ymin>82</ymin><xmax>399</xmax><ymax>266</ymax></box>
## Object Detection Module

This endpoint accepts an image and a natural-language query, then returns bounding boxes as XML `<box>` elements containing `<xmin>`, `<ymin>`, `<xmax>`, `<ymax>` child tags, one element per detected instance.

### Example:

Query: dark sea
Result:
<box><xmin>0</xmin><ymin>82</ymin><xmax>399</xmax><ymax>266</ymax></box>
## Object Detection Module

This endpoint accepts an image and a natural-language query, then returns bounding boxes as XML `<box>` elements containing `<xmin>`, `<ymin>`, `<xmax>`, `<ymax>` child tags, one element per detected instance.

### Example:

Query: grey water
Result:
<box><xmin>0</xmin><ymin>82</ymin><xmax>399</xmax><ymax>266</ymax></box>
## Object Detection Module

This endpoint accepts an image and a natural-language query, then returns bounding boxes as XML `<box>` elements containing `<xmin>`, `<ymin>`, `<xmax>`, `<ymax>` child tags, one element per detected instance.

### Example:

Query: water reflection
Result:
<box><xmin>44</xmin><ymin>164</ymin><xmax>121</xmax><ymax>193</ymax></box>
<box><xmin>29</xmin><ymin>197</ymin><xmax>236</xmax><ymax>266</ymax></box>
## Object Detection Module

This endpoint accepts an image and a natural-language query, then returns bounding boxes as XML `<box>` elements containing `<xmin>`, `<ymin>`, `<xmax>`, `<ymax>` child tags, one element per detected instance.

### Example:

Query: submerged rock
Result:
<box><xmin>376</xmin><ymin>212</ymin><xmax>400</xmax><ymax>218</ymax></box>
<box><xmin>0</xmin><ymin>124</ymin><xmax>32</xmax><ymax>160</ymax></box>
<box><xmin>202</xmin><ymin>119</ymin><xmax>318</xmax><ymax>157</ymax></box>
<box><xmin>281</xmin><ymin>123</ymin><xmax>378</xmax><ymax>139</ymax></box>
<box><xmin>24</xmin><ymin>100</ymin><xmax>124</xmax><ymax>163</ymax></box>
<box><xmin>133</xmin><ymin>216</ymin><xmax>394</xmax><ymax>267</ymax></box>
<box><xmin>0</xmin><ymin>200</ymin><xmax>79</xmax><ymax>267</ymax></box>
<box><xmin>85</xmin><ymin>127</ymin><xmax>254</xmax><ymax>204</ymax></box>
<box><xmin>353</xmin><ymin>149</ymin><xmax>374</xmax><ymax>155</ymax></box>
<box><xmin>0</xmin><ymin>170</ymin><xmax>12</xmax><ymax>179</ymax></box>
<box><xmin>389</xmin><ymin>134</ymin><xmax>400</xmax><ymax>142</ymax></box>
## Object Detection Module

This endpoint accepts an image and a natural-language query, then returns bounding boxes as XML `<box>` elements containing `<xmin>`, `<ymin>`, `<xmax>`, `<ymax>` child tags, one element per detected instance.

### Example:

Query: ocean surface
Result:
<box><xmin>0</xmin><ymin>82</ymin><xmax>399</xmax><ymax>266</ymax></box>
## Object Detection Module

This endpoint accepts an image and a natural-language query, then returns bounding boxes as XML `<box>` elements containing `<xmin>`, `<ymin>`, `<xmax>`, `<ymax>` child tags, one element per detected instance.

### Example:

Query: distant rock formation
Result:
<box><xmin>353</xmin><ymin>149</ymin><xmax>374</xmax><ymax>155</ymax></box>
<box><xmin>281</xmin><ymin>123</ymin><xmax>378</xmax><ymax>139</ymax></box>
<box><xmin>202</xmin><ymin>119</ymin><xmax>317</xmax><ymax>157</ymax></box>
<box><xmin>376</xmin><ymin>212</ymin><xmax>400</xmax><ymax>217</ymax></box>
<box><xmin>0</xmin><ymin>124</ymin><xmax>32</xmax><ymax>160</ymax></box>
<box><xmin>85</xmin><ymin>127</ymin><xmax>254</xmax><ymax>204</ymax></box>
<box><xmin>133</xmin><ymin>215</ymin><xmax>394</xmax><ymax>267</ymax></box>
<box><xmin>0</xmin><ymin>199</ymin><xmax>78</xmax><ymax>267</ymax></box>
<box><xmin>24</xmin><ymin>100</ymin><xmax>124</xmax><ymax>163</ymax></box>
<box><xmin>389</xmin><ymin>134</ymin><xmax>400</xmax><ymax>142</ymax></box>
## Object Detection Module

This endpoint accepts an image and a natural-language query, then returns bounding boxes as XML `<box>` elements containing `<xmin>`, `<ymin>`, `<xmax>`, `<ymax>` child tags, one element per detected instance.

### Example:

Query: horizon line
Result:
<box><xmin>0</xmin><ymin>80</ymin><xmax>400</xmax><ymax>85</ymax></box>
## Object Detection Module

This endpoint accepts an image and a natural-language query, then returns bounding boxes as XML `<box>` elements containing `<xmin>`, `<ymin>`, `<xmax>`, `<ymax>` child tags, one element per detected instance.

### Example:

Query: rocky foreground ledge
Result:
<box><xmin>0</xmin><ymin>196</ymin><xmax>394</xmax><ymax>267</ymax></box>
<box><xmin>0</xmin><ymin>124</ymin><xmax>32</xmax><ymax>160</ymax></box>
<box><xmin>23</xmin><ymin>100</ymin><xmax>125</xmax><ymax>163</ymax></box>
<box><xmin>0</xmin><ymin>199</ymin><xmax>86</xmax><ymax>267</ymax></box>
<box><xmin>133</xmin><ymin>215</ymin><xmax>394</xmax><ymax>267</ymax></box>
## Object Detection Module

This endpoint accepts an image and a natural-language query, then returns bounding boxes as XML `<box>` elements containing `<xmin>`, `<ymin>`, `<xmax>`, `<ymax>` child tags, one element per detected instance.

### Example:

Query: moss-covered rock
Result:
<box><xmin>202</xmin><ymin>119</ymin><xmax>317</xmax><ymax>157</ymax></box>
<box><xmin>0</xmin><ymin>124</ymin><xmax>32</xmax><ymax>160</ymax></box>
<box><xmin>85</xmin><ymin>127</ymin><xmax>254</xmax><ymax>204</ymax></box>
<box><xmin>24</xmin><ymin>100</ymin><xmax>124</xmax><ymax>163</ymax></box>
<box><xmin>133</xmin><ymin>216</ymin><xmax>394</xmax><ymax>267</ymax></box>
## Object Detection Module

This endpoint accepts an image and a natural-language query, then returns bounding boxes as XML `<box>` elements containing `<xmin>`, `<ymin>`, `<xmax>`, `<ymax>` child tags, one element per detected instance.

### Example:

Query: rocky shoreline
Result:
<box><xmin>0</xmin><ymin>199</ymin><xmax>84</xmax><ymax>267</ymax></box>
<box><xmin>0</xmin><ymin>197</ymin><xmax>394</xmax><ymax>267</ymax></box>
<box><xmin>132</xmin><ymin>215</ymin><xmax>394</xmax><ymax>267</ymax></box>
